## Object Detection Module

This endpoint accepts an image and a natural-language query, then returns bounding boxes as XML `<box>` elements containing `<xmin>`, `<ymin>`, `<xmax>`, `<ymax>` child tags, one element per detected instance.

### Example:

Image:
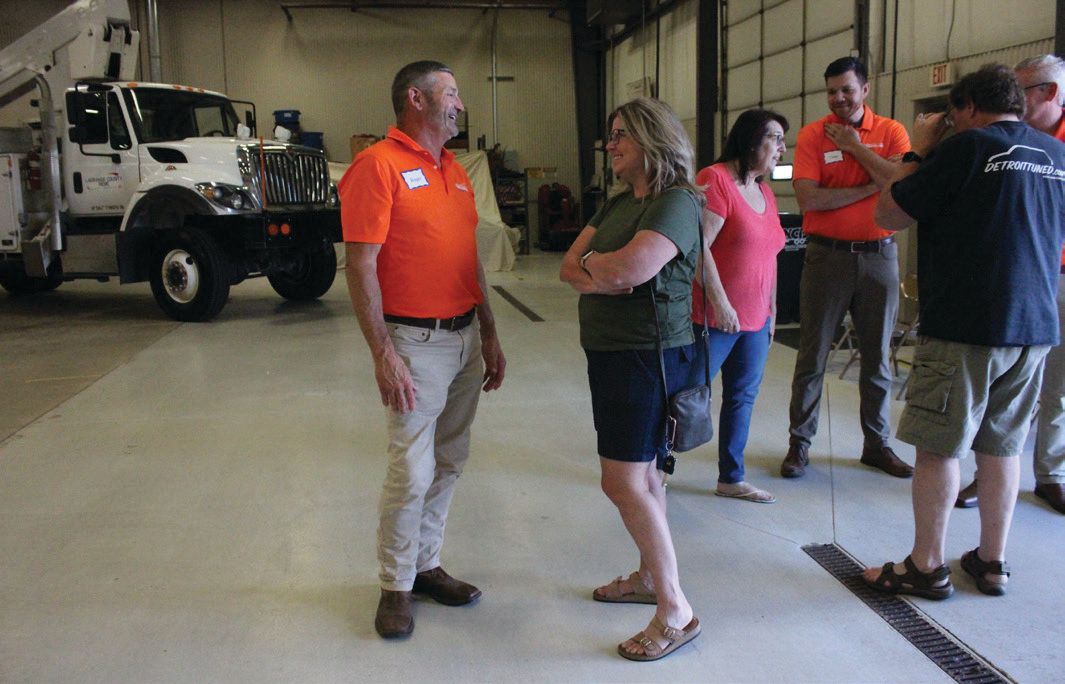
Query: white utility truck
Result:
<box><xmin>0</xmin><ymin>0</ymin><xmax>341</xmax><ymax>320</ymax></box>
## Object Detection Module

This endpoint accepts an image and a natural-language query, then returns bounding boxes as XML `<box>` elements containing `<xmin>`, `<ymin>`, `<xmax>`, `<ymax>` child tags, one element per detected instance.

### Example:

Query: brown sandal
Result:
<box><xmin>618</xmin><ymin>616</ymin><xmax>701</xmax><ymax>662</ymax></box>
<box><xmin>593</xmin><ymin>571</ymin><xmax>656</xmax><ymax>604</ymax></box>
<box><xmin>961</xmin><ymin>547</ymin><xmax>1010</xmax><ymax>596</ymax></box>
<box><xmin>864</xmin><ymin>555</ymin><xmax>954</xmax><ymax>600</ymax></box>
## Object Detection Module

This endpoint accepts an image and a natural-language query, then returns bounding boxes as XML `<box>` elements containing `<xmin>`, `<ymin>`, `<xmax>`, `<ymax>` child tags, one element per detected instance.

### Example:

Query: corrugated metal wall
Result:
<box><xmin>606</xmin><ymin>0</ymin><xmax>698</xmax><ymax>143</ymax></box>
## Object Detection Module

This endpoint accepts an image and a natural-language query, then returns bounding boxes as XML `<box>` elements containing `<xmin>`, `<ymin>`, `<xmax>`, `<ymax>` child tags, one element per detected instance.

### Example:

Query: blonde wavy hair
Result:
<box><xmin>608</xmin><ymin>97</ymin><xmax>704</xmax><ymax>206</ymax></box>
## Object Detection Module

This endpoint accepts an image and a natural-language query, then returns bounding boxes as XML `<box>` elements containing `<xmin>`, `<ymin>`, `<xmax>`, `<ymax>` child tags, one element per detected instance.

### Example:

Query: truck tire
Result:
<box><xmin>149</xmin><ymin>227</ymin><xmax>230</xmax><ymax>322</ymax></box>
<box><xmin>0</xmin><ymin>261</ymin><xmax>63</xmax><ymax>295</ymax></box>
<box><xmin>267</xmin><ymin>240</ymin><xmax>337</xmax><ymax>300</ymax></box>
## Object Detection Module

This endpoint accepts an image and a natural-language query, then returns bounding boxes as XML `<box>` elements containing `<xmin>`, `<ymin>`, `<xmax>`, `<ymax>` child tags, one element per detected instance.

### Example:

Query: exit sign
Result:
<box><xmin>930</xmin><ymin>62</ymin><xmax>953</xmax><ymax>88</ymax></box>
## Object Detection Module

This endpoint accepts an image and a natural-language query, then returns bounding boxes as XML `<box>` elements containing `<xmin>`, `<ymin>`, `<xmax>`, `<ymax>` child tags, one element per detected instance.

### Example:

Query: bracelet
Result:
<box><xmin>580</xmin><ymin>249</ymin><xmax>596</xmax><ymax>271</ymax></box>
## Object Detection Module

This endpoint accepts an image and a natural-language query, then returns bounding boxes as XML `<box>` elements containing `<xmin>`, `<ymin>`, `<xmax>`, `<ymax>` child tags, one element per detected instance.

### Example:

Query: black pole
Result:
<box><xmin>696</xmin><ymin>0</ymin><xmax>719</xmax><ymax>168</ymax></box>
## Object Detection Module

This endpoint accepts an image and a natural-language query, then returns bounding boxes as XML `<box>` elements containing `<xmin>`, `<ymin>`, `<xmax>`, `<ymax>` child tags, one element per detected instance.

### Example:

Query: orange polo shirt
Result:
<box><xmin>1053</xmin><ymin>113</ymin><xmax>1065</xmax><ymax>266</ymax></box>
<box><xmin>339</xmin><ymin>126</ymin><xmax>482</xmax><ymax>319</ymax></box>
<box><xmin>793</xmin><ymin>104</ymin><xmax>910</xmax><ymax>241</ymax></box>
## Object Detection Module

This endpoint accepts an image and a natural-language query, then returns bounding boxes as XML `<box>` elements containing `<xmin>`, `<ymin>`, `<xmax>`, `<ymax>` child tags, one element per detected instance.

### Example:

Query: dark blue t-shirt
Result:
<box><xmin>891</xmin><ymin>121</ymin><xmax>1065</xmax><ymax>346</ymax></box>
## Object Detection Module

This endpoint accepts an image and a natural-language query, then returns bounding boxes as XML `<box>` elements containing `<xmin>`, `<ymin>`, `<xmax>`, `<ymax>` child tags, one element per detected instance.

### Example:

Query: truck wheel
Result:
<box><xmin>267</xmin><ymin>241</ymin><xmax>337</xmax><ymax>300</ymax></box>
<box><xmin>149</xmin><ymin>227</ymin><xmax>230</xmax><ymax>321</ymax></box>
<box><xmin>0</xmin><ymin>261</ymin><xmax>63</xmax><ymax>295</ymax></box>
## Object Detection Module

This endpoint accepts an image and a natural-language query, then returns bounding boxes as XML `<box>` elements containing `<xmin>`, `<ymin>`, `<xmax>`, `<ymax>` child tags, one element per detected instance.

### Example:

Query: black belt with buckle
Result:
<box><xmin>384</xmin><ymin>307</ymin><xmax>476</xmax><ymax>331</ymax></box>
<box><xmin>808</xmin><ymin>234</ymin><xmax>896</xmax><ymax>253</ymax></box>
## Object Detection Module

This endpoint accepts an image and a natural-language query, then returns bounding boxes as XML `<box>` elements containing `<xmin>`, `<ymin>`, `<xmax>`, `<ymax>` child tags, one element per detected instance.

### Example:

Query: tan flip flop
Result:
<box><xmin>715</xmin><ymin>485</ymin><xmax>776</xmax><ymax>504</ymax></box>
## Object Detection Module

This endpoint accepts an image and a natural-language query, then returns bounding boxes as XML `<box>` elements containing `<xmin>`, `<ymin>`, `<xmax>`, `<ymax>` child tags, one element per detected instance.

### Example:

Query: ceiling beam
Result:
<box><xmin>281</xmin><ymin>1</ymin><xmax>568</xmax><ymax>20</ymax></box>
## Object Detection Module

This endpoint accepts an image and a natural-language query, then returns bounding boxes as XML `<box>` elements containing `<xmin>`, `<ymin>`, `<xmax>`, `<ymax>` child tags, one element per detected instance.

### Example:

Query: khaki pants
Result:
<box><xmin>376</xmin><ymin>321</ymin><xmax>483</xmax><ymax>591</ymax></box>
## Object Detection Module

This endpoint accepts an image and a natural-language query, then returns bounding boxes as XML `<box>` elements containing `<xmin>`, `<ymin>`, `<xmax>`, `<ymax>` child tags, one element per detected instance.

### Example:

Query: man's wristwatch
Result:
<box><xmin>580</xmin><ymin>250</ymin><xmax>596</xmax><ymax>271</ymax></box>
<box><xmin>902</xmin><ymin>151</ymin><xmax>923</xmax><ymax>164</ymax></box>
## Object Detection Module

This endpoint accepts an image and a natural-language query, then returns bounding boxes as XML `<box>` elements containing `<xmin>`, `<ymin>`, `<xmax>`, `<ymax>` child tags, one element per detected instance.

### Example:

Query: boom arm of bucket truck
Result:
<box><xmin>0</xmin><ymin>0</ymin><xmax>139</xmax><ymax>273</ymax></box>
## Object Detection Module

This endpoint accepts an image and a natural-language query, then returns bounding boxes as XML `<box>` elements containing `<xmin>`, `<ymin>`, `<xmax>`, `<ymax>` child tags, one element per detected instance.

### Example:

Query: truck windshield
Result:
<box><xmin>121</xmin><ymin>87</ymin><xmax>241</xmax><ymax>142</ymax></box>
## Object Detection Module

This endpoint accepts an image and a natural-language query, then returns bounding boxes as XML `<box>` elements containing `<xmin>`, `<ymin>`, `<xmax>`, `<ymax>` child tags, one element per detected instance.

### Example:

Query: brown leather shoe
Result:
<box><xmin>375</xmin><ymin>589</ymin><xmax>413</xmax><ymax>639</ymax></box>
<box><xmin>413</xmin><ymin>566</ymin><xmax>482</xmax><ymax>606</ymax></box>
<box><xmin>955</xmin><ymin>479</ymin><xmax>978</xmax><ymax>508</ymax></box>
<box><xmin>781</xmin><ymin>444</ymin><xmax>809</xmax><ymax>479</ymax></box>
<box><xmin>860</xmin><ymin>445</ymin><xmax>914</xmax><ymax>478</ymax></box>
<box><xmin>1035</xmin><ymin>482</ymin><xmax>1065</xmax><ymax>514</ymax></box>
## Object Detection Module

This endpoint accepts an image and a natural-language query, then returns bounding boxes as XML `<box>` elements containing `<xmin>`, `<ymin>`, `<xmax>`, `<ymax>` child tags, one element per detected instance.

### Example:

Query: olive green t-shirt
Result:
<box><xmin>579</xmin><ymin>187</ymin><xmax>700</xmax><ymax>351</ymax></box>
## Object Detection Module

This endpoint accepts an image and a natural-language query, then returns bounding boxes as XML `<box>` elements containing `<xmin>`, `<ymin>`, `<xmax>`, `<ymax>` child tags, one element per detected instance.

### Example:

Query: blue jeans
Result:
<box><xmin>690</xmin><ymin>318</ymin><xmax>772</xmax><ymax>483</ymax></box>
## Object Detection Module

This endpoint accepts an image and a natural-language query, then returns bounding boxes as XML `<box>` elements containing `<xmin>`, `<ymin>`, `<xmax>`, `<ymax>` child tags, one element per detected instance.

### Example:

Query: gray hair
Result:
<box><xmin>391</xmin><ymin>60</ymin><xmax>453</xmax><ymax>118</ymax></box>
<box><xmin>608</xmin><ymin>97</ymin><xmax>704</xmax><ymax>205</ymax></box>
<box><xmin>1015</xmin><ymin>54</ymin><xmax>1065</xmax><ymax>104</ymax></box>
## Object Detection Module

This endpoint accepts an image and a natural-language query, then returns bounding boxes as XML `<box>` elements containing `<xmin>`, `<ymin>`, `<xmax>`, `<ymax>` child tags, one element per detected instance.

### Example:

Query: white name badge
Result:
<box><xmin>401</xmin><ymin>168</ymin><xmax>429</xmax><ymax>190</ymax></box>
<box><xmin>824</xmin><ymin>149</ymin><xmax>844</xmax><ymax>164</ymax></box>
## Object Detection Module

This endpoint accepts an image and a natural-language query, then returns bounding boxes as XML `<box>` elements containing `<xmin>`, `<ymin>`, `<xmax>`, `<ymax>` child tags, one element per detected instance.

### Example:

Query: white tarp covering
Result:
<box><xmin>329</xmin><ymin>150</ymin><xmax>519</xmax><ymax>272</ymax></box>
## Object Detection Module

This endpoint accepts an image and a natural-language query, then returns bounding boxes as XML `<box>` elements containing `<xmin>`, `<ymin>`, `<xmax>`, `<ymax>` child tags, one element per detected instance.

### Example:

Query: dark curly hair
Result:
<box><xmin>715</xmin><ymin>109</ymin><xmax>790</xmax><ymax>184</ymax></box>
<box><xmin>949</xmin><ymin>63</ymin><xmax>1025</xmax><ymax>117</ymax></box>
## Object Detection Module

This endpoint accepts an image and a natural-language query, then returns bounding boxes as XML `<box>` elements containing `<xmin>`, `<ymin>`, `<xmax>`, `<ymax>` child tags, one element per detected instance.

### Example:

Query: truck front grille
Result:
<box><xmin>250</xmin><ymin>149</ymin><xmax>331</xmax><ymax>206</ymax></box>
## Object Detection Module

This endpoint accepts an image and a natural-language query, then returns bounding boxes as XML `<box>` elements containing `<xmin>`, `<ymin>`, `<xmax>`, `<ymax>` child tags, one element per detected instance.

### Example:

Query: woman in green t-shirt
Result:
<box><xmin>560</xmin><ymin>97</ymin><xmax>704</xmax><ymax>662</ymax></box>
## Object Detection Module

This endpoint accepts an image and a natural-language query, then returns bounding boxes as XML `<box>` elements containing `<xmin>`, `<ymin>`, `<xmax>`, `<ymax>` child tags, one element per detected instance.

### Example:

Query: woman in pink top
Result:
<box><xmin>690</xmin><ymin>109</ymin><xmax>788</xmax><ymax>503</ymax></box>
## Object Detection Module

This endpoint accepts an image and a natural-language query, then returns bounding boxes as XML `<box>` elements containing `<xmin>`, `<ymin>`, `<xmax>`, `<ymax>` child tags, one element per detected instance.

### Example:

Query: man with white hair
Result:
<box><xmin>956</xmin><ymin>54</ymin><xmax>1065</xmax><ymax>514</ymax></box>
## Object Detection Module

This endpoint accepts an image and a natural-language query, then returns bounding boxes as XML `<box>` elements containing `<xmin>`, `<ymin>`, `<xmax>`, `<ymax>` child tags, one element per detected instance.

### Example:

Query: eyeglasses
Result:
<box><xmin>764</xmin><ymin>133</ymin><xmax>785</xmax><ymax>145</ymax></box>
<box><xmin>607</xmin><ymin>129</ymin><xmax>627</xmax><ymax>145</ymax></box>
<box><xmin>1024</xmin><ymin>82</ymin><xmax>1052</xmax><ymax>91</ymax></box>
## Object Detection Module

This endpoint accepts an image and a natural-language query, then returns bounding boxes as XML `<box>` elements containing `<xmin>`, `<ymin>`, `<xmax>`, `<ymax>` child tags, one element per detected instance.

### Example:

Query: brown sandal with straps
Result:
<box><xmin>618</xmin><ymin>616</ymin><xmax>701</xmax><ymax>662</ymax></box>
<box><xmin>961</xmin><ymin>547</ymin><xmax>1010</xmax><ymax>596</ymax></box>
<box><xmin>593</xmin><ymin>571</ymin><xmax>657</xmax><ymax>604</ymax></box>
<box><xmin>864</xmin><ymin>555</ymin><xmax>954</xmax><ymax>600</ymax></box>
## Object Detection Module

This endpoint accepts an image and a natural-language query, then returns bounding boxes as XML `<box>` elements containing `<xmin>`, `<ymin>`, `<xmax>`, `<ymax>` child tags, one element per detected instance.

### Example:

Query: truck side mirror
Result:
<box><xmin>245</xmin><ymin>111</ymin><xmax>255</xmax><ymax>133</ymax></box>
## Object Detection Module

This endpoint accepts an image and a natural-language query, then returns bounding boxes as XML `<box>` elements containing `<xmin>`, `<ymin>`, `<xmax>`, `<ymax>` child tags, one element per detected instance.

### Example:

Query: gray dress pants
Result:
<box><xmin>788</xmin><ymin>239</ymin><xmax>899</xmax><ymax>449</ymax></box>
<box><xmin>1034</xmin><ymin>276</ymin><xmax>1065</xmax><ymax>485</ymax></box>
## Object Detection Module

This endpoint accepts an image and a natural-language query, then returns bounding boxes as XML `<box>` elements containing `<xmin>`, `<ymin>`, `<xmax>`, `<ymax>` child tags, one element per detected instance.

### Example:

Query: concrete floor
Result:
<box><xmin>1</xmin><ymin>252</ymin><xmax>1062</xmax><ymax>683</ymax></box>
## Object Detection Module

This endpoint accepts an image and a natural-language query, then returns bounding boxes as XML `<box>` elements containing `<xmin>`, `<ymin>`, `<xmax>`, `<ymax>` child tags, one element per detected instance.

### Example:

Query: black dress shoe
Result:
<box><xmin>781</xmin><ymin>444</ymin><xmax>809</xmax><ymax>478</ymax></box>
<box><xmin>413</xmin><ymin>566</ymin><xmax>482</xmax><ymax>606</ymax></box>
<box><xmin>1035</xmin><ymin>482</ymin><xmax>1065</xmax><ymax>514</ymax></box>
<box><xmin>375</xmin><ymin>589</ymin><xmax>413</xmax><ymax>639</ymax></box>
<box><xmin>956</xmin><ymin>479</ymin><xmax>978</xmax><ymax>508</ymax></box>
<box><xmin>860</xmin><ymin>445</ymin><xmax>914</xmax><ymax>478</ymax></box>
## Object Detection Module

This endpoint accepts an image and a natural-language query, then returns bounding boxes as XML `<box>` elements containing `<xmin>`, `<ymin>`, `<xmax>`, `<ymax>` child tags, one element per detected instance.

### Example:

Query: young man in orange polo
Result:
<box><xmin>339</xmin><ymin>60</ymin><xmax>506</xmax><ymax>638</ymax></box>
<box><xmin>781</xmin><ymin>56</ymin><xmax>913</xmax><ymax>479</ymax></box>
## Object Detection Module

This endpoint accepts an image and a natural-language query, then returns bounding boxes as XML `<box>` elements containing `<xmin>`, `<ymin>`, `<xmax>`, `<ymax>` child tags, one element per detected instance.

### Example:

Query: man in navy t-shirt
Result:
<box><xmin>861</xmin><ymin>64</ymin><xmax>1065</xmax><ymax>600</ymax></box>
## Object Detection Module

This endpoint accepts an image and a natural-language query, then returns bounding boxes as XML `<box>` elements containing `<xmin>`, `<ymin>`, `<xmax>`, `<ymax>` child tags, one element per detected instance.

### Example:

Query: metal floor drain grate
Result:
<box><xmin>803</xmin><ymin>543</ymin><xmax>1013</xmax><ymax>683</ymax></box>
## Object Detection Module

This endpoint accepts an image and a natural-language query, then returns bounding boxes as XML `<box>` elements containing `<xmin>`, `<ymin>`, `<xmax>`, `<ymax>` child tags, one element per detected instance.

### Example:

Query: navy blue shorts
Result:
<box><xmin>585</xmin><ymin>344</ymin><xmax>696</xmax><ymax>466</ymax></box>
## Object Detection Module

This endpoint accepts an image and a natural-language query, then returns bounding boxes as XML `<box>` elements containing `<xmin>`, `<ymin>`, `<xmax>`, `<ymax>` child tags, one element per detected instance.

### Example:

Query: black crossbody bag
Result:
<box><xmin>649</xmin><ymin>213</ymin><xmax>713</xmax><ymax>474</ymax></box>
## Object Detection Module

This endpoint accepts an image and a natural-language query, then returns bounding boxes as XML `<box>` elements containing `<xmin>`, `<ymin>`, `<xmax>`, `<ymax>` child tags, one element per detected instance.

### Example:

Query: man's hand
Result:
<box><xmin>375</xmin><ymin>348</ymin><xmax>417</xmax><ymax>413</ymax></box>
<box><xmin>911</xmin><ymin>111</ymin><xmax>951</xmax><ymax>157</ymax></box>
<box><xmin>480</xmin><ymin>330</ymin><xmax>506</xmax><ymax>392</ymax></box>
<box><xmin>824</xmin><ymin>122</ymin><xmax>863</xmax><ymax>154</ymax></box>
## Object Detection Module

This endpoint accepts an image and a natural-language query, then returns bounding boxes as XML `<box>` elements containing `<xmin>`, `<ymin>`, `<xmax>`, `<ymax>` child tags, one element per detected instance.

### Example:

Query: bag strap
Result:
<box><xmin>649</xmin><ymin>197</ymin><xmax>711</xmax><ymax>441</ymax></box>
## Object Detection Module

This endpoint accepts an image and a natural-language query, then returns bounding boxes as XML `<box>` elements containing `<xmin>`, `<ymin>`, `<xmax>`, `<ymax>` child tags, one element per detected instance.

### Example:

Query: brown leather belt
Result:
<box><xmin>384</xmin><ymin>308</ymin><xmax>475</xmax><ymax>331</ymax></box>
<box><xmin>808</xmin><ymin>234</ymin><xmax>896</xmax><ymax>253</ymax></box>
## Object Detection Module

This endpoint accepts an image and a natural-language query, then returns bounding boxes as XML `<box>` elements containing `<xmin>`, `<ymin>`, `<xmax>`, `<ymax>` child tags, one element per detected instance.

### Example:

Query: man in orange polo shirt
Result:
<box><xmin>957</xmin><ymin>55</ymin><xmax>1065</xmax><ymax>514</ymax></box>
<box><xmin>339</xmin><ymin>60</ymin><xmax>506</xmax><ymax>638</ymax></box>
<box><xmin>781</xmin><ymin>56</ymin><xmax>913</xmax><ymax>479</ymax></box>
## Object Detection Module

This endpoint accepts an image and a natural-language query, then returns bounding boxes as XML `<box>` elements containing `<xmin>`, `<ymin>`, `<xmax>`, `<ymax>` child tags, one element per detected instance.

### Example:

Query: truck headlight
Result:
<box><xmin>196</xmin><ymin>183</ymin><xmax>253</xmax><ymax>211</ymax></box>
<box><xmin>327</xmin><ymin>181</ymin><xmax>340</xmax><ymax>208</ymax></box>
